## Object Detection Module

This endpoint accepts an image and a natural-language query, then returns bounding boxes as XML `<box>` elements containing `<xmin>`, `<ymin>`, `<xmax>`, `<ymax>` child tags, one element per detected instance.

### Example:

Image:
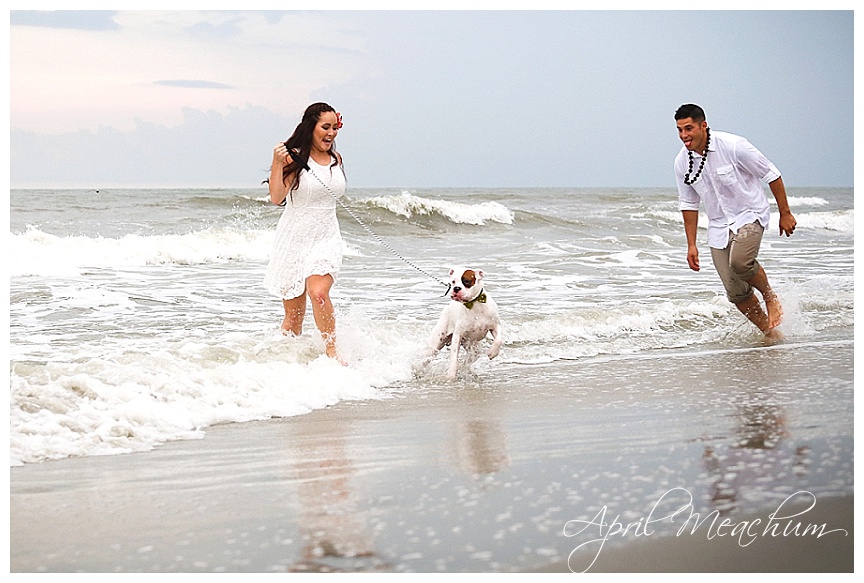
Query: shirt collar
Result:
<box><xmin>704</xmin><ymin>128</ymin><xmax>717</xmax><ymax>153</ymax></box>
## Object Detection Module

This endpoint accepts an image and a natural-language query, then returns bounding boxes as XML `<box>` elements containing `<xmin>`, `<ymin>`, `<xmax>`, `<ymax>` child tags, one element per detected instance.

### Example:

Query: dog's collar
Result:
<box><xmin>462</xmin><ymin>290</ymin><xmax>487</xmax><ymax>310</ymax></box>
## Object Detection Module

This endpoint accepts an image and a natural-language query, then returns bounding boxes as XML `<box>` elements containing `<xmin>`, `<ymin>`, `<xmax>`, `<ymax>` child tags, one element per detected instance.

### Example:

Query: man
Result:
<box><xmin>674</xmin><ymin>104</ymin><xmax>797</xmax><ymax>338</ymax></box>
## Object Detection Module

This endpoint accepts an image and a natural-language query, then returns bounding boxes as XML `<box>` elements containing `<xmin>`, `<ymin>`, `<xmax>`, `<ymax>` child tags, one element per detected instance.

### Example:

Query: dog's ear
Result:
<box><xmin>476</xmin><ymin>269</ymin><xmax>485</xmax><ymax>280</ymax></box>
<box><xmin>449</xmin><ymin>268</ymin><xmax>455</xmax><ymax>276</ymax></box>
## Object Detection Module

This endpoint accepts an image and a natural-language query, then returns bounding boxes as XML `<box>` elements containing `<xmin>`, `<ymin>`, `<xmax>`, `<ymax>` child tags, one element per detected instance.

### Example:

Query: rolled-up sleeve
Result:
<box><xmin>735</xmin><ymin>138</ymin><xmax>781</xmax><ymax>184</ymax></box>
<box><xmin>675</xmin><ymin>154</ymin><xmax>701</xmax><ymax>210</ymax></box>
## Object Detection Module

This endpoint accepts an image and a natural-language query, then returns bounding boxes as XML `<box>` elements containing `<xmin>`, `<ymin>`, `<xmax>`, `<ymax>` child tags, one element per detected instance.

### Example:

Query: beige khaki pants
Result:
<box><xmin>710</xmin><ymin>221</ymin><xmax>764</xmax><ymax>304</ymax></box>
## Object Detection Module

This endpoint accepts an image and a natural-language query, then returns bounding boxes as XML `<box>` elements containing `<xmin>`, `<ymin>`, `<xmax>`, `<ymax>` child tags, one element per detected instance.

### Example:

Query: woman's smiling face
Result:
<box><xmin>312</xmin><ymin>111</ymin><xmax>339</xmax><ymax>154</ymax></box>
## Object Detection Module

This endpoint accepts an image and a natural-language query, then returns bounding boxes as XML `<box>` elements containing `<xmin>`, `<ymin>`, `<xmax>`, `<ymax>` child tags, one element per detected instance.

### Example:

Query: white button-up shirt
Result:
<box><xmin>675</xmin><ymin>130</ymin><xmax>781</xmax><ymax>249</ymax></box>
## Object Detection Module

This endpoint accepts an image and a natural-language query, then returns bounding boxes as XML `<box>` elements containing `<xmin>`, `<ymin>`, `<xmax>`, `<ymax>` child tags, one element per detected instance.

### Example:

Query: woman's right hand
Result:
<box><xmin>269</xmin><ymin>143</ymin><xmax>291</xmax><ymax>205</ymax></box>
<box><xmin>273</xmin><ymin>142</ymin><xmax>290</xmax><ymax>167</ymax></box>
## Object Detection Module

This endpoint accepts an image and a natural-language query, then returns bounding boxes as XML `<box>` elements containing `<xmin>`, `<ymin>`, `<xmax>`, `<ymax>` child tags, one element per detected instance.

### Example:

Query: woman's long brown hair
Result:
<box><xmin>281</xmin><ymin>102</ymin><xmax>341</xmax><ymax>196</ymax></box>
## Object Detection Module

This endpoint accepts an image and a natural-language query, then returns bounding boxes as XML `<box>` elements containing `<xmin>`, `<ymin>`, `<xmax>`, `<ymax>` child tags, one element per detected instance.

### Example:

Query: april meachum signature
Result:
<box><xmin>563</xmin><ymin>488</ymin><xmax>848</xmax><ymax>573</ymax></box>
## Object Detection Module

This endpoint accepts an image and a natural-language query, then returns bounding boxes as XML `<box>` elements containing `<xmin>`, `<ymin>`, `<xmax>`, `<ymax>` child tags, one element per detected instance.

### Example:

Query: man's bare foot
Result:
<box><xmin>764</xmin><ymin>291</ymin><xmax>784</xmax><ymax>330</ymax></box>
<box><xmin>763</xmin><ymin>328</ymin><xmax>785</xmax><ymax>345</ymax></box>
<box><xmin>736</xmin><ymin>294</ymin><xmax>771</xmax><ymax>334</ymax></box>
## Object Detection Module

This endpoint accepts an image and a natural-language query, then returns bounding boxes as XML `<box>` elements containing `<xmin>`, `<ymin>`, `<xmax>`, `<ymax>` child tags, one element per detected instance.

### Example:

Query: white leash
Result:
<box><xmin>289</xmin><ymin>150</ymin><xmax>450</xmax><ymax>291</ymax></box>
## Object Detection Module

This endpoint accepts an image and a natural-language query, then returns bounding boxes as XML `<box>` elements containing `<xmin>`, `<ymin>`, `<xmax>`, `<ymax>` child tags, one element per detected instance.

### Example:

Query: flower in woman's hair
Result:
<box><xmin>335</xmin><ymin>112</ymin><xmax>343</xmax><ymax>129</ymax></box>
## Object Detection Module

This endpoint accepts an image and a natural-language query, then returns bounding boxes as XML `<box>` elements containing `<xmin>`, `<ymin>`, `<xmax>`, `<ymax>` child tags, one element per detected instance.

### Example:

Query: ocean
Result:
<box><xmin>8</xmin><ymin>185</ymin><xmax>855</xmax><ymax>571</ymax></box>
<box><xmin>9</xmin><ymin>185</ymin><xmax>854</xmax><ymax>475</ymax></box>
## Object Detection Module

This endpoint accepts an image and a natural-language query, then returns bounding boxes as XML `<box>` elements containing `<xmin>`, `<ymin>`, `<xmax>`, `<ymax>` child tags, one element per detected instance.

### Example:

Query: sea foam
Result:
<box><xmin>9</xmin><ymin>225</ymin><xmax>275</xmax><ymax>276</ymax></box>
<box><xmin>361</xmin><ymin>191</ymin><xmax>514</xmax><ymax>225</ymax></box>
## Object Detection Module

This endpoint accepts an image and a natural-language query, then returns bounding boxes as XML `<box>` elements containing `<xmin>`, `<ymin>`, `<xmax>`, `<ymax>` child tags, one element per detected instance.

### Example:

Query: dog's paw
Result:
<box><xmin>487</xmin><ymin>347</ymin><xmax>500</xmax><ymax>360</ymax></box>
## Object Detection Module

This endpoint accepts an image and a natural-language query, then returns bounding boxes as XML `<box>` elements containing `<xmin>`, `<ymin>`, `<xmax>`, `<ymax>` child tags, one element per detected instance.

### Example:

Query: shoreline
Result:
<box><xmin>11</xmin><ymin>342</ymin><xmax>854</xmax><ymax>572</ymax></box>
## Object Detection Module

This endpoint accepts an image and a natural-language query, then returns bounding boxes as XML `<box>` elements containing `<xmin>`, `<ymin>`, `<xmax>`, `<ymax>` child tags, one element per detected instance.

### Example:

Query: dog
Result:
<box><xmin>422</xmin><ymin>266</ymin><xmax>503</xmax><ymax>380</ymax></box>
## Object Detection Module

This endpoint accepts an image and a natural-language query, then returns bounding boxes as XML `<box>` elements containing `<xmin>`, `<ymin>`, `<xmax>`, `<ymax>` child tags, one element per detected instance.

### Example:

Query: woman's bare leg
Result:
<box><xmin>305</xmin><ymin>274</ymin><xmax>340</xmax><ymax>360</ymax></box>
<box><xmin>281</xmin><ymin>294</ymin><xmax>306</xmax><ymax>336</ymax></box>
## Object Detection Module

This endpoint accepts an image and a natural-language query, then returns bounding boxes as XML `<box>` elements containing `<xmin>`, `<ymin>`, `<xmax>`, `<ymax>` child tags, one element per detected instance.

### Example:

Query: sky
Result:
<box><xmin>6</xmin><ymin>6</ymin><xmax>857</xmax><ymax>189</ymax></box>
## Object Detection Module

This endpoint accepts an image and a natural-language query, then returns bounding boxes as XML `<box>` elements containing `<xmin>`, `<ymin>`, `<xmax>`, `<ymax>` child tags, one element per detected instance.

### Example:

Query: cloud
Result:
<box><xmin>8</xmin><ymin>10</ymin><xmax>854</xmax><ymax>188</ymax></box>
<box><xmin>10</xmin><ymin>10</ymin><xmax>372</xmax><ymax>134</ymax></box>
<box><xmin>10</xmin><ymin>10</ymin><xmax>120</xmax><ymax>31</ymax></box>
<box><xmin>154</xmin><ymin>80</ymin><xmax>235</xmax><ymax>89</ymax></box>
<box><xmin>11</xmin><ymin>105</ymin><xmax>290</xmax><ymax>189</ymax></box>
<box><xmin>185</xmin><ymin>18</ymin><xmax>244</xmax><ymax>39</ymax></box>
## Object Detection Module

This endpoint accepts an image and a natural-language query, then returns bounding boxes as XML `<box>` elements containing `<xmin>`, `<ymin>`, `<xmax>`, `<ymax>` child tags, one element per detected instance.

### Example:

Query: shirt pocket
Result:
<box><xmin>691</xmin><ymin>175</ymin><xmax>709</xmax><ymax>196</ymax></box>
<box><xmin>716</xmin><ymin>164</ymin><xmax>738</xmax><ymax>186</ymax></box>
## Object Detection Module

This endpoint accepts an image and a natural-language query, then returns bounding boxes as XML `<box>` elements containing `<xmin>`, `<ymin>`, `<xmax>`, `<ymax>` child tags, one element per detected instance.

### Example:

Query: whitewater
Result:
<box><xmin>8</xmin><ymin>187</ymin><xmax>854</xmax><ymax>465</ymax></box>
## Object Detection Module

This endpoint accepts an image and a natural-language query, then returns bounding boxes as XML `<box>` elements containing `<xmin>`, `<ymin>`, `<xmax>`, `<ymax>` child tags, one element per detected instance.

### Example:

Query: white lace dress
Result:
<box><xmin>264</xmin><ymin>156</ymin><xmax>346</xmax><ymax>300</ymax></box>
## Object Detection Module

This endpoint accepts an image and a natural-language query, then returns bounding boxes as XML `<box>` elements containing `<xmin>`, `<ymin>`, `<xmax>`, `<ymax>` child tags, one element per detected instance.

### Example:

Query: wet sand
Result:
<box><xmin>10</xmin><ymin>341</ymin><xmax>854</xmax><ymax>572</ymax></box>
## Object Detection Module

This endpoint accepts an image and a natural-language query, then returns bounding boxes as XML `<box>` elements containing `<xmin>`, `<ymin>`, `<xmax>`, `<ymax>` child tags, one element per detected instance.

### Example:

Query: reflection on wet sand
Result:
<box><xmin>281</xmin><ymin>386</ymin><xmax>515</xmax><ymax>571</ymax></box>
<box><xmin>285</xmin><ymin>422</ymin><xmax>385</xmax><ymax>572</ymax></box>
<box><xmin>453</xmin><ymin>419</ymin><xmax>510</xmax><ymax>476</ymax></box>
<box><xmin>702</xmin><ymin>386</ymin><xmax>810</xmax><ymax>514</ymax></box>
<box><xmin>451</xmin><ymin>387</ymin><xmax>511</xmax><ymax>478</ymax></box>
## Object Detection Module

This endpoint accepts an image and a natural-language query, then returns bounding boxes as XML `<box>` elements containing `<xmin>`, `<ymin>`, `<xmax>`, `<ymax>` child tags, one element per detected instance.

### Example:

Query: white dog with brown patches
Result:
<box><xmin>423</xmin><ymin>266</ymin><xmax>503</xmax><ymax>379</ymax></box>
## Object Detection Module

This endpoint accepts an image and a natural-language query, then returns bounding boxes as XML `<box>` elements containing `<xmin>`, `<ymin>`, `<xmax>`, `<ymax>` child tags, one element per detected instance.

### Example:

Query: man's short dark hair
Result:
<box><xmin>675</xmin><ymin>104</ymin><xmax>706</xmax><ymax>122</ymax></box>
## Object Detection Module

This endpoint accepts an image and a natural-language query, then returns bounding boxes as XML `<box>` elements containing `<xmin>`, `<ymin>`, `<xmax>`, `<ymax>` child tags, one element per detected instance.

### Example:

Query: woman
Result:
<box><xmin>263</xmin><ymin>102</ymin><xmax>346</xmax><ymax>361</ymax></box>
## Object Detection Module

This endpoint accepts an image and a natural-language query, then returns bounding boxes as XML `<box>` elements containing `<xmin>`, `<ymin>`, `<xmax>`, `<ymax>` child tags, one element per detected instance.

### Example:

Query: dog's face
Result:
<box><xmin>449</xmin><ymin>266</ymin><xmax>484</xmax><ymax>302</ymax></box>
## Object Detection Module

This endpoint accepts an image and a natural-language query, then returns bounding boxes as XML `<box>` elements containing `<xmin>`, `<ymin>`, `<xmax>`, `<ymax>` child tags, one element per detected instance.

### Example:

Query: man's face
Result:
<box><xmin>676</xmin><ymin>117</ymin><xmax>708</xmax><ymax>153</ymax></box>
